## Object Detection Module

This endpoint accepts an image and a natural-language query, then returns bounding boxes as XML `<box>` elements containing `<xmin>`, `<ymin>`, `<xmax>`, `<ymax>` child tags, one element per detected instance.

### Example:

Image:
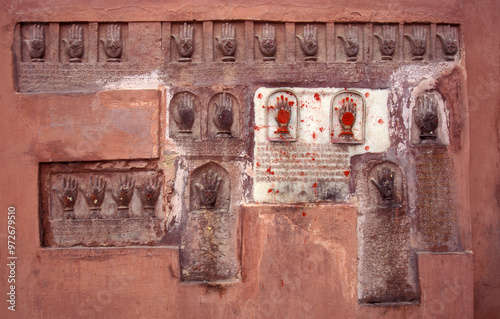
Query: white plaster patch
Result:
<box><xmin>253</xmin><ymin>87</ymin><xmax>390</xmax><ymax>204</ymax></box>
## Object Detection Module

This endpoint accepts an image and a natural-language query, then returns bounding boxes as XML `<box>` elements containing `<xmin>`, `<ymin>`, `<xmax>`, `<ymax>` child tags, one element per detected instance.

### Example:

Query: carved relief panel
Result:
<box><xmin>266</xmin><ymin>89</ymin><xmax>299</xmax><ymax>142</ymax></box>
<box><xmin>336</xmin><ymin>23</ymin><xmax>363</xmax><ymax>62</ymax></box>
<box><xmin>330</xmin><ymin>90</ymin><xmax>365</xmax><ymax>144</ymax></box>
<box><xmin>410</xmin><ymin>90</ymin><xmax>450</xmax><ymax>145</ymax></box>
<box><xmin>169</xmin><ymin>91</ymin><xmax>202</xmax><ymax>139</ymax></box>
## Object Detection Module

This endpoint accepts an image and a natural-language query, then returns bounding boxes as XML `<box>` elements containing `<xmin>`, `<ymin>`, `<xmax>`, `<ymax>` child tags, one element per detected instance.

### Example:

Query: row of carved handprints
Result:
<box><xmin>23</xmin><ymin>23</ymin><xmax>459</xmax><ymax>62</ymax></box>
<box><xmin>52</xmin><ymin>175</ymin><xmax>161</xmax><ymax>219</ymax></box>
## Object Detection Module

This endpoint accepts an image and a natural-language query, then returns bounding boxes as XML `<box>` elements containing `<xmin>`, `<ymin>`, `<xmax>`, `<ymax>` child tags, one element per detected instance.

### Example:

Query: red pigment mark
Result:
<box><xmin>302</xmin><ymin>212</ymin><xmax>306</xmax><ymax>217</ymax></box>
<box><xmin>312</xmin><ymin>183</ymin><xmax>317</xmax><ymax>188</ymax></box>
<box><xmin>254</xmin><ymin>125</ymin><xmax>263</xmax><ymax>131</ymax></box>
<box><xmin>314</xmin><ymin>93</ymin><xmax>320</xmax><ymax>101</ymax></box>
<box><xmin>299</xmin><ymin>172</ymin><xmax>305</xmax><ymax>176</ymax></box>
<box><xmin>258</xmin><ymin>93</ymin><xmax>263</xmax><ymax>99</ymax></box>
<box><xmin>256</xmin><ymin>162</ymin><xmax>260</xmax><ymax>167</ymax></box>
<box><xmin>319</xmin><ymin>127</ymin><xmax>324</xmax><ymax>132</ymax></box>
<box><xmin>262</xmin><ymin>105</ymin><xmax>266</xmax><ymax>108</ymax></box>
<box><xmin>281</xmin><ymin>279</ymin><xmax>284</xmax><ymax>287</ymax></box>
<box><xmin>277</xmin><ymin>110</ymin><xmax>290</xmax><ymax>124</ymax></box>
<box><xmin>312</xmin><ymin>132</ymin><xmax>317</xmax><ymax>139</ymax></box>
<box><xmin>266</xmin><ymin>167</ymin><xmax>274</xmax><ymax>175</ymax></box>
<box><xmin>301</xmin><ymin>119</ymin><xmax>304</xmax><ymax>122</ymax></box>
<box><xmin>365</xmin><ymin>92</ymin><xmax>369</xmax><ymax>98</ymax></box>
<box><xmin>268</xmin><ymin>189</ymin><xmax>273</xmax><ymax>193</ymax></box>
<box><xmin>378</xmin><ymin>119</ymin><xmax>384</xmax><ymax>124</ymax></box>
<box><xmin>311</xmin><ymin>157</ymin><xmax>315</xmax><ymax>161</ymax></box>
<box><xmin>289</xmin><ymin>101</ymin><xmax>294</xmax><ymax>106</ymax></box>
<box><xmin>365</xmin><ymin>146</ymin><xmax>370</xmax><ymax>151</ymax></box>
<box><xmin>342</xmin><ymin>112</ymin><xmax>355</xmax><ymax>126</ymax></box>
<box><xmin>344</xmin><ymin>171</ymin><xmax>350</xmax><ymax>177</ymax></box>
<box><xmin>344</xmin><ymin>87</ymin><xmax>347</xmax><ymax>90</ymax></box>
<box><xmin>276</xmin><ymin>190</ymin><xmax>279</xmax><ymax>194</ymax></box>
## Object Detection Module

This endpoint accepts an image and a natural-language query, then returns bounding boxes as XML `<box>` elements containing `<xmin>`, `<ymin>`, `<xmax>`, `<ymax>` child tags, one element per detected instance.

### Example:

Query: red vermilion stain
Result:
<box><xmin>266</xmin><ymin>167</ymin><xmax>274</xmax><ymax>175</ymax></box>
<box><xmin>344</xmin><ymin>171</ymin><xmax>350</xmax><ymax>177</ymax></box>
<box><xmin>378</xmin><ymin>119</ymin><xmax>384</xmax><ymax>124</ymax></box>
<box><xmin>258</xmin><ymin>93</ymin><xmax>263</xmax><ymax>99</ymax></box>
<box><xmin>365</xmin><ymin>92</ymin><xmax>369</xmax><ymax>98</ymax></box>
<box><xmin>281</xmin><ymin>279</ymin><xmax>284</xmax><ymax>287</ymax></box>
<box><xmin>319</xmin><ymin>127</ymin><xmax>324</xmax><ymax>132</ymax></box>
<box><xmin>312</xmin><ymin>132</ymin><xmax>316</xmax><ymax>139</ymax></box>
<box><xmin>302</xmin><ymin>212</ymin><xmax>306</xmax><ymax>217</ymax></box>
<box><xmin>276</xmin><ymin>190</ymin><xmax>279</xmax><ymax>193</ymax></box>
<box><xmin>299</xmin><ymin>172</ymin><xmax>305</xmax><ymax>176</ymax></box>
<box><xmin>314</xmin><ymin>93</ymin><xmax>320</xmax><ymax>101</ymax></box>
<box><xmin>365</xmin><ymin>146</ymin><xmax>370</xmax><ymax>151</ymax></box>
<box><xmin>342</xmin><ymin>112</ymin><xmax>355</xmax><ymax>126</ymax></box>
<box><xmin>312</xmin><ymin>183</ymin><xmax>317</xmax><ymax>188</ymax></box>
<box><xmin>268</xmin><ymin>189</ymin><xmax>273</xmax><ymax>193</ymax></box>
<box><xmin>256</xmin><ymin>162</ymin><xmax>260</xmax><ymax>167</ymax></box>
<box><xmin>289</xmin><ymin>101</ymin><xmax>294</xmax><ymax>106</ymax></box>
<box><xmin>277</xmin><ymin>110</ymin><xmax>290</xmax><ymax>124</ymax></box>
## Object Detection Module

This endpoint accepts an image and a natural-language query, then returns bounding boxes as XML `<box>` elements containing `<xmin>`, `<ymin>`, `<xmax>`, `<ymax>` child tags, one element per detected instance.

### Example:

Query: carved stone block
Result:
<box><xmin>59</xmin><ymin>23</ymin><xmax>88</xmax><ymax>63</ymax></box>
<box><xmin>330</xmin><ymin>90</ymin><xmax>365</xmax><ymax>144</ymax></box>
<box><xmin>170</xmin><ymin>22</ymin><xmax>203</xmax><ymax>63</ymax></box>
<box><xmin>373</xmin><ymin>24</ymin><xmax>398</xmax><ymax>62</ymax></box>
<box><xmin>403</xmin><ymin>24</ymin><xmax>430</xmax><ymax>62</ymax></box>
<box><xmin>169</xmin><ymin>91</ymin><xmax>201</xmax><ymax>139</ymax></box>
<box><xmin>40</xmin><ymin>161</ymin><xmax>170</xmax><ymax>247</ymax></box>
<box><xmin>356</xmin><ymin>160</ymin><xmax>419</xmax><ymax>304</ymax></box>
<box><xmin>254</xmin><ymin>22</ymin><xmax>284</xmax><ymax>62</ymax></box>
<box><xmin>180</xmin><ymin>161</ymin><xmax>240</xmax><ymax>282</ymax></box>
<box><xmin>295</xmin><ymin>23</ymin><xmax>325</xmax><ymax>62</ymax></box>
<box><xmin>336</xmin><ymin>23</ymin><xmax>363</xmax><ymax>62</ymax></box>
<box><xmin>98</xmin><ymin>23</ymin><xmax>128</xmax><ymax>62</ymax></box>
<box><xmin>21</xmin><ymin>23</ymin><xmax>49</xmax><ymax>62</ymax></box>
<box><xmin>208</xmin><ymin>92</ymin><xmax>240</xmax><ymax>138</ymax></box>
<box><xmin>214</xmin><ymin>22</ymin><xmax>244</xmax><ymax>62</ymax></box>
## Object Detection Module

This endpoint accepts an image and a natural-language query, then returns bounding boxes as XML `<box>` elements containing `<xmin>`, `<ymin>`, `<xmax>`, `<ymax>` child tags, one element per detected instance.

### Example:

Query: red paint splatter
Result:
<box><xmin>344</xmin><ymin>171</ymin><xmax>350</xmax><ymax>177</ymax></box>
<box><xmin>312</xmin><ymin>132</ymin><xmax>317</xmax><ymax>139</ymax></box>
<box><xmin>254</xmin><ymin>125</ymin><xmax>263</xmax><ymax>131</ymax></box>
<box><xmin>365</xmin><ymin>92</ymin><xmax>369</xmax><ymax>98</ymax></box>
<box><xmin>256</xmin><ymin>162</ymin><xmax>260</xmax><ymax>167</ymax></box>
<box><xmin>289</xmin><ymin>101</ymin><xmax>294</xmax><ymax>106</ymax></box>
<box><xmin>276</xmin><ymin>190</ymin><xmax>279</xmax><ymax>194</ymax></box>
<box><xmin>365</xmin><ymin>146</ymin><xmax>370</xmax><ymax>151</ymax></box>
<box><xmin>378</xmin><ymin>119</ymin><xmax>384</xmax><ymax>124</ymax></box>
<box><xmin>268</xmin><ymin>189</ymin><xmax>273</xmax><ymax>193</ymax></box>
<box><xmin>258</xmin><ymin>93</ymin><xmax>263</xmax><ymax>99</ymax></box>
<box><xmin>302</xmin><ymin>212</ymin><xmax>307</xmax><ymax>217</ymax></box>
<box><xmin>319</xmin><ymin>127</ymin><xmax>324</xmax><ymax>132</ymax></box>
<box><xmin>266</xmin><ymin>167</ymin><xmax>274</xmax><ymax>175</ymax></box>
<box><xmin>312</xmin><ymin>183</ymin><xmax>317</xmax><ymax>188</ymax></box>
<box><xmin>314</xmin><ymin>93</ymin><xmax>320</xmax><ymax>101</ymax></box>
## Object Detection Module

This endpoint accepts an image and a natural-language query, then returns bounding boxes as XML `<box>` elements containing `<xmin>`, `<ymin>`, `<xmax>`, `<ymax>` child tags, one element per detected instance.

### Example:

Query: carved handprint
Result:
<box><xmin>215</xmin><ymin>23</ymin><xmax>236</xmax><ymax>62</ymax></box>
<box><xmin>137</xmin><ymin>176</ymin><xmax>161</xmax><ymax>216</ymax></box>
<box><xmin>374</xmin><ymin>25</ymin><xmax>397</xmax><ymax>60</ymax></box>
<box><xmin>172</xmin><ymin>23</ymin><xmax>194</xmax><ymax>62</ymax></box>
<box><xmin>53</xmin><ymin>176</ymin><xmax>78</xmax><ymax>219</ymax></box>
<box><xmin>24</xmin><ymin>24</ymin><xmax>45</xmax><ymax>62</ymax></box>
<box><xmin>414</xmin><ymin>94</ymin><xmax>438</xmax><ymax>140</ymax></box>
<box><xmin>405</xmin><ymin>26</ymin><xmax>427</xmax><ymax>60</ymax></box>
<box><xmin>175</xmin><ymin>93</ymin><xmax>195</xmax><ymax>133</ymax></box>
<box><xmin>80</xmin><ymin>176</ymin><xmax>107</xmax><ymax>219</ymax></box>
<box><xmin>100</xmin><ymin>24</ymin><xmax>122</xmax><ymax>62</ymax></box>
<box><xmin>338</xmin><ymin>97</ymin><xmax>357</xmax><ymax>136</ymax></box>
<box><xmin>274</xmin><ymin>95</ymin><xmax>291</xmax><ymax>134</ymax></box>
<box><xmin>371</xmin><ymin>167</ymin><xmax>395</xmax><ymax>202</ymax></box>
<box><xmin>213</xmin><ymin>93</ymin><xmax>234</xmax><ymax>137</ymax></box>
<box><xmin>256</xmin><ymin>23</ymin><xmax>277</xmax><ymax>61</ymax></box>
<box><xmin>109</xmin><ymin>175</ymin><xmax>135</xmax><ymax>218</ymax></box>
<box><xmin>297</xmin><ymin>24</ymin><xmax>318</xmax><ymax>61</ymax></box>
<box><xmin>338</xmin><ymin>24</ymin><xmax>359</xmax><ymax>61</ymax></box>
<box><xmin>195</xmin><ymin>170</ymin><xmax>222</xmax><ymax>209</ymax></box>
<box><xmin>62</xmin><ymin>24</ymin><xmax>83</xmax><ymax>62</ymax></box>
<box><xmin>437</xmin><ymin>25</ymin><xmax>458</xmax><ymax>60</ymax></box>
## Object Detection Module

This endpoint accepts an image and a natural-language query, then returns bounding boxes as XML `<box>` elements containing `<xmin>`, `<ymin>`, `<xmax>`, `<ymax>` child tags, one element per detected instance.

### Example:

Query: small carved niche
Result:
<box><xmin>59</xmin><ymin>23</ymin><xmax>89</xmax><ymax>63</ymax></box>
<box><xmin>403</xmin><ymin>24</ymin><xmax>430</xmax><ymax>62</ymax></box>
<box><xmin>295</xmin><ymin>23</ymin><xmax>326</xmax><ymax>62</ymax></box>
<box><xmin>208</xmin><ymin>92</ymin><xmax>240</xmax><ymax>138</ymax></box>
<box><xmin>213</xmin><ymin>22</ymin><xmax>244</xmax><ymax>62</ymax></box>
<box><xmin>21</xmin><ymin>23</ymin><xmax>49</xmax><ymax>62</ymax></box>
<box><xmin>169</xmin><ymin>91</ymin><xmax>201</xmax><ymax>139</ymax></box>
<box><xmin>170</xmin><ymin>22</ymin><xmax>203</xmax><ymax>63</ymax></box>
<box><xmin>368</xmin><ymin>162</ymin><xmax>404</xmax><ymax>208</ymax></box>
<box><xmin>266</xmin><ymin>89</ymin><xmax>299</xmax><ymax>142</ymax></box>
<box><xmin>254</xmin><ymin>22</ymin><xmax>285</xmax><ymax>62</ymax></box>
<box><xmin>97</xmin><ymin>23</ymin><xmax>128</xmax><ymax>62</ymax></box>
<box><xmin>189</xmin><ymin>162</ymin><xmax>230</xmax><ymax>212</ymax></box>
<box><xmin>330</xmin><ymin>90</ymin><xmax>365</xmax><ymax>144</ymax></box>
<box><xmin>372</xmin><ymin>24</ymin><xmax>399</xmax><ymax>62</ymax></box>
<box><xmin>335</xmin><ymin>23</ymin><xmax>363</xmax><ymax>62</ymax></box>
<box><xmin>410</xmin><ymin>90</ymin><xmax>449</xmax><ymax>145</ymax></box>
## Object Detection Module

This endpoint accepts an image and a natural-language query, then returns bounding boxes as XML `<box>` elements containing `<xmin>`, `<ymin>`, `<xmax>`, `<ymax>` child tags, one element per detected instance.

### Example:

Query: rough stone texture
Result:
<box><xmin>0</xmin><ymin>0</ymin><xmax>497</xmax><ymax>318</ymax></box>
